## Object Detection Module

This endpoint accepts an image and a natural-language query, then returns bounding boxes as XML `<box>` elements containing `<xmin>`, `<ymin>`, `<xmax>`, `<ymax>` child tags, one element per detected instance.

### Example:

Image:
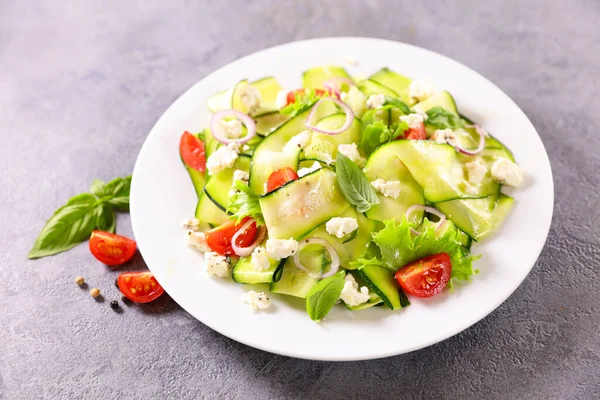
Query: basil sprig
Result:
<box><xmin>306</xmin><ymin>271</ymin><xmax>346</xmax><ymax>321</ymax></box>
<box><xmin>28</xmin><ymin>176</ymin><xmax>131</xmax><ymax>259</ymax></box>
<box><xmin>335</xmin><ymin>153</ymin><xmax>380</xmax><ymax>213</ymax></box>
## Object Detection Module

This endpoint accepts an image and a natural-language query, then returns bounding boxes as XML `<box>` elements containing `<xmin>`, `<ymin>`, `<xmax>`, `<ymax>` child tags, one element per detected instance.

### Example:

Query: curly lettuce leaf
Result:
<box><xmin>226</xmin><ymin>181</ymin><xmax>264</xmax><ymax>225</ymax></box>
<box><xmin>280</xmin><ymin>89</ymin><xmax>320</xmax><ymax>118</ymax></box>
<box><xmin>372</xmin><ymin>216</ymin><xmax>479</xmax><ymax>283</ymax></box>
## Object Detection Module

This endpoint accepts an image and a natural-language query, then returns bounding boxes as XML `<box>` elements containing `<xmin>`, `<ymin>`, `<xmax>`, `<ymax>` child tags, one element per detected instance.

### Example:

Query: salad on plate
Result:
<box><xmin>178</xmin><ymin>65</ymin><xmax>523</xmax><ymax>321</ymax></box>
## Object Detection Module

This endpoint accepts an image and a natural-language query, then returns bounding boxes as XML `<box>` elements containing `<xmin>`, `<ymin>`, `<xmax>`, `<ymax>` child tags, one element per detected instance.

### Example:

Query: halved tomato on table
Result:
<box><xmin>266</xmin><ymin>167</ymin><xmax>298</xmax><ymax>193</ymax></box>
<box><xmin>394</xmin><ymin>253</ymin><xmax>452</xmax><ymax>298</ymax></box>
<box><xmin>205</xmin><ymin>217</ymin><xmax>257</xmax><ymax>255</ymax></box>
<box><xmin>118</xmin><ymin>272</ymin><xmax>164</xmax><ymax>303</ymax></box>
<box><xmin>89</xmin><ymin>230</ymin><xmax>137</xmax><ymax>266</ymax></box>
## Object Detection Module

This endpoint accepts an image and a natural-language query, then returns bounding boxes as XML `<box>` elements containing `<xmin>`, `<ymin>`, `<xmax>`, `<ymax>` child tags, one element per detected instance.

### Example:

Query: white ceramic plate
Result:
<box><xmin>131</xmin><ymin>37</ymin><xmax>553</xmax><ymax>361</ymax></box>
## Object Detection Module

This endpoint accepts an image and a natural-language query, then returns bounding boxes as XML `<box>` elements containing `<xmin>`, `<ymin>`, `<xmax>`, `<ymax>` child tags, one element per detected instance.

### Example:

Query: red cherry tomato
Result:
<box><xmin>118</xmin><ymin>272</ymin><xmax>164</xmax><ymax>303</ymax></box>
<box><xmin>180</xmin><ymin>131</ymin><xmax>206</xmax><ymax>171</ymax></box>
<box><xmin>394</xmin><ymin>253</ymin><xmax>452</xmax><ymax>298</ymax></box>
<box><xmin>205</xmin><ymin>217</ymin><xmax>257</xmax><ymax>255</ymax></box>
<box><xmin>89</xmin><ymin>230</ymin><xmax>137</xmax><ymax>266</ymax></box>
<box><xmin>266</xmin><ymin>167</ymin><xmax>298</xmax><ymax>193</ymax></box>
<box><xmin>400</xmin><ymin>121</ymin><xmax>427</xmax><ymax>140</ymax></box>
<box><xmin>285</xmin><ymin>89</ymin><xmax>335</xmax><ymax>106</ymax></box>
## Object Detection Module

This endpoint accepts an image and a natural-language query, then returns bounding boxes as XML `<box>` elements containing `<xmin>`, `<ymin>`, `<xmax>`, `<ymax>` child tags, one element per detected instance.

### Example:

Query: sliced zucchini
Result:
<box><xmin>363</xmin><ymin>143</ymin><xmax>425</xmax><ymax>222</ymax></box>
<box><xmin>369</xmin><ymin>68</ymin><xmax>412</xmax><ymax>104</ymax></box>
<box><xmin>203</xmin><ymin>155</ymin><xmax>251</xmax><ymax>210</ymax></box>
<box><xmin>302</xmin><ymin>66</ymin><xmax>352</xmax><ymax>89</ymax></box>
<box><xmin>357</xmin><ymin>265</ymin><xmax>405</xmax><ymax>310</ymax></box>
<box><xmin>204</xmin><ymin>128</ymin><xmax>219</xmax><ymax>159</ymax></box>
<box><xmin>195</xmin><ymin>191</ymin><xmax>230</xmax><ymax>226</ymax></box>
<box><xmin>375</xmin><ymin>140</ymin><xmax>499</xmax><ymax>202</ymax></box>
<box><xmin>259</xmin><ymin>168</ymin><xmax>350</xmax><ymax>239</ymax></box>
<box><xmin>302</xmin><ymin>208</ymin><xmax>379</xmax><ymax>269</ymax></box>
<box><xmin>302</xmin><ymin>113</ymin><xmax>362</xmax><ymax>163</ymax></box>
<box><xmin>255</xmin><ymin>111</ymin><xmax>290</xmax><ymax>136</ymax></box>
<box><xmin>357</xmin><ymin>79</ymin><xmax>398</xmax><ymax>97</ymax></box>
<box><xmin>232</xmin><ymin>254</ymin><xmax>285</xmax><ymax>284</ymax></box>
<box><xmin>412</xmin><ymin>90</ymin><xmax>458</xmax><ymax>114</ymax></box>
<box><xmin>435</xmin><ymin>194</ymin><xmax>514</xmax><ymax>241</ymax></box>
<box><xmin>269</xmin><ymin>244</ymin><xmax>327</xmax><ymax>298</ymax></box>
<box><xmin>207</xmin><ymin>87</ymin><xmax>234</xmax><ymax>113</ymax></box>
<box><xmin>249</xmin><ymin>101</ymin><xmax>338</xmax><ymax>195</ymax></box>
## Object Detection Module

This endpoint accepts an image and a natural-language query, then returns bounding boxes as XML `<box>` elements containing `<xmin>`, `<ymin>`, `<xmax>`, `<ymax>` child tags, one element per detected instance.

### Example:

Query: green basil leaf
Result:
<box><xmin>95</xmin><ymin>203</ymin><xmax>116</xmax><ymax>233</ymax></box>
<box><xmin>335</xmin><ymin>153</ymin><xmax>380</xmax><ymax>213</ymax></box>
<box><xmin>383</xmin><ymin>97</ymin><xmax>411</xmax><ymax>115</ymax></box>
<box><xmin>103</xmin><ymin>176</ymin><xmax>132</xmax><ymax>211</ymax></box>
<box><xmin>425</xmin><ymin>107</ymin><xmax>463</xmax><ymax>130</ymax></box>
<box><xmin>306</xmin><ymin>271</ymin><xmax>346</xmax><ymax>321</ymax></box>
<box><xmin>28</xmin><ymin>193</ymin><xmax>98</xmax><ymax>259</ymax></box>
<box><xmin>90</xmin><ymin>179</ymin><xmax>106</xmax><ymax>197</ymax></box>
<box><xmin>103</xmin><ymin>176</ymin><xmax>132</xmax><ymax>198</ymax></box>
<box><xmin>107</xmin><ymin>196</ymin><xmax>129</xmax><ymax>212</ymax></box>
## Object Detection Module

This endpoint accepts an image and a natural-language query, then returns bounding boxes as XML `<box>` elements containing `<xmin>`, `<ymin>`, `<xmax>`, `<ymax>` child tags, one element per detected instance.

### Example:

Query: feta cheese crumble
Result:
<box><xmin>219</xmin><ymin>118</ymin><xmax>243</xmax><ymax>139</ymax></box>
<box><xmin>370</xmin><ymin>179</ymin><xmax>402</xmax><ymax>199</ymax></box>
<box><xmin>345</xmin><ymin>56</ymin><xmax>358</xmax><ymax>66</ymax></box>
<box><xmin>275</xmin><ymin>90</ymin><xmax>288</xmax><ymax>109</ymax></box>
<box><xmin>297</xmin><ymin>161</ymin><xmax>321</xmax><ymax>177</ymax></box>
<box><xmin>340</xmin><ymin>274</ymin><xmax>370</xmax><ymax>307</ymax></box>
<box><xmin>326</xmin><ymin>217</ymin><xmax>358</xmax><ymax>239</ymax></box>
<box><xmin>240</xmin><ymin>85</ymin><xmax>261</xmax><ymax>114</ymax></box>
<box><xmin>185</xmin><ymin>231</ymin><xmax>211</xmax><ymax>252</ymax></box>
<box><xmin>465</xmin><ymin>161</ymin><xmax>488</xmax><ymax>184</ymax></box>
<box><xmin>206</xmin><ymin>143</ymin><xmax>239</xmax><ymax>175</ymax></box>
<box><xmin>491</xmin><ymin>157</ymin><xmax>523</xmax><ymax>187</ymax></box>
<box><xmin>251</xmin><ymin>246</ymin><xmax>271</xmax><ymax>271</ymax></box>
<box><xmin>266</xmin><ymin>238</ymin><xmax>298</xmax><ymax>260</ymax></box>
<box><xmin>205</xmin><ymin>252</ymin><xmax>230</xmax><ymax>278</ymax></box>
<box><xmin>283</xmin><ymin>130</ymin><xmax>311</xmax><ymax>153</ymax></box>
<box><xmin>233</xmin><ymin>169</ymin><xmax>249</xmax><ymax>182</ymax></box>
<box><xmin>242</xmin><ymin>290</ymin><xmax>271</xmax><ymax>311</ymax></box>
<box><xmin>338</xmin><ymin>143</ymin><xmax>366</xmax><ymax>167</ymax></box>
<box><xmin>182</xmin><ymin>218</ymin><xmax>202</xmax><ymax>231</ymax></box>
<box><xmin>409</xmin><ymin>79</ymin><xmax>437</xmax><ymax>102</ymax></box>
<box><xmin>431</xmin><ymin>129</ymin><xmax>458</xmax><ymax>146</ymax></box>
<box><xmin>399</xmin><ymin>113</ymin><xmax>425</xmax><ymax>128</ymax></box>
<box><xmin>366</xmin><ymin>94</ymin><xmax>385</xmax><ymax>109</ymax></box>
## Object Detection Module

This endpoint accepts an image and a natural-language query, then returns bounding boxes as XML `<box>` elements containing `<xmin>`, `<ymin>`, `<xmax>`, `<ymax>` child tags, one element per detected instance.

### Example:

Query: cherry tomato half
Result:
<box><xmin>118</xmin><ymin>272</ymin><xmax>164</xmax><ymax>303</ymax></box>
<box><xmin>394</xmin><ymin>253</ymin><xmax>452</xmax><ymax>298</ymax></box>
<box><xmin>285</xmin><ymin>88</ymin><xmax>335</xmax><ymax>106</ymax></box>
<box><xmin>205</xmin><ymin>217</ymin><xmax>257</xmax><ymax>255</ymax></box>
<box><xmin>399</xmin><ymin>121</ymin><xmax>427</xmax><ymax>140</ymax></box>
<box><xmin>266</xmin><ymin>167</ymin><xmax>298</xmax><ymax>193</ymax></box>
<box><xmin>180</xmin><ymin>131</ymin><xmax>206</xmax><ymax>171</ymax></box>
<box><xmin>89</xmin><ymin>230</ymin><xmax>137</xmax><ymax>266</ymax></box>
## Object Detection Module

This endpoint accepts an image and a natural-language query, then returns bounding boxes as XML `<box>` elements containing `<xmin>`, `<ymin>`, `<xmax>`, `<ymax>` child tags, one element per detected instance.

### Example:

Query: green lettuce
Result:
<box><xmin>425</xmin><ymin>106</ymin><xmax>464</xmax><ymax>130</ymax></box>
<box><xmin>226</xmin><ymin>181</ymin><xmax>264</xmax><ymax>225</ymax></box>
<box><xmin>372</xmin><ymin>216</ymin><xmax>479</xmax><ymax>283</ymax></box>
<box><xmin>280</xmin><ymin>89</ymin><xmax>321</xmax><ymax>118</ymax></box>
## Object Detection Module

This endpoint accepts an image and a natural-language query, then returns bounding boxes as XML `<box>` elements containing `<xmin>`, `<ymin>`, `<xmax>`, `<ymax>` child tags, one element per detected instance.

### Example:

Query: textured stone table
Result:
<box><xmin>2</xmin><ymin>1</ymin><xmax>599</xmax><ymax>399</ymax></box>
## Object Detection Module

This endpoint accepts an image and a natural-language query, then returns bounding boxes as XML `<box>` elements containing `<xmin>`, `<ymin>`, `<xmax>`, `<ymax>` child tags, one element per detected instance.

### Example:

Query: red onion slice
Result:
<box><xmin>305</xmin><ymin>98</ymin><xmax>354</xmax><ymax>135</ymax></box>
<box><xmin>210</xmin><ymin>109</ymin><xmax>257</xmax><ymax>145</ymax></box>
<box><xmin>231</xmin><ymin>220</ymin><xmax>266</xmax><ymax>257</ymax></box>
<box><xmin>323</xmin><ymin>77</ymin><xmax>355</xmax><ymax>97</ymax></box>
<box><xmin>292</xmin><ymin>238</ymin><xmax>340</xmax><ymax>279</ymax></box>
<box><xmin>405</xmin><ymin>205</ymin><xmax>447</xmax><ymax>236</ymax></box>
<box><xmin>456</xmin><ymin>124</ymin><xmax>487</xmax><ymax>156</ymax></box>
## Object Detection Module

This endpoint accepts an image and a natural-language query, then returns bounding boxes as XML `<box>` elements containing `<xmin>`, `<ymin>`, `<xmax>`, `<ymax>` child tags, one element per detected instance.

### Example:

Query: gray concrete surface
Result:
<box><xmin>1</xmin><ymin>0</ymin><xmax>599</xmax><ymax>399</ymax></box>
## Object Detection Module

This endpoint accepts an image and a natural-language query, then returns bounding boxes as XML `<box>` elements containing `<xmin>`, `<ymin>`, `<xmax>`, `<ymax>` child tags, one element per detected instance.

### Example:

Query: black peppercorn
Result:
<box><xmin>110</xmin><ymin>300</ymin><xmax>120</xmax><ymax>311</ymax></box>
<box><xmin>114</xmin><ymin>278</ymin><xmax>119</xmax><ymax>288</ymax></box>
